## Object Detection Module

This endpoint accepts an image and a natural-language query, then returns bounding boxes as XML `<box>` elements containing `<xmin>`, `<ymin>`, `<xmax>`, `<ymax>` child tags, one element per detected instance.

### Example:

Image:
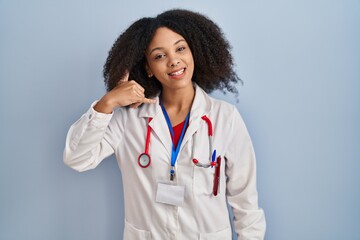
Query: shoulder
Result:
<box><xmin>195</xmin><ymin>84</ymin><xmax>238</xmax><ymax>116</ymax></box>
<box><xmin>201</xmin><ymin>91</ymin><xmax>247</xmax><ymax>133</ymax></box>
<box><xmin>208</xmin><ymin>95</ymin><xmax>237</xmax><ymax>114</ymax></box>
<box><xmin>199</xmin><ymin>89</ymin><xmax>240</xmax><ymax>122</ymax></box>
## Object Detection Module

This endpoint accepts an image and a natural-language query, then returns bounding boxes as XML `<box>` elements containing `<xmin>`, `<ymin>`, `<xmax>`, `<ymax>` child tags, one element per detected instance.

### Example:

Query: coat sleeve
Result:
<box><xmin>224</xmin><ymin>107</ymin><xmax>266</xmax><ymax>239</ymax></box>
<box><xmin>63</xmin><ymin>102</ymin><xmax>126</xmax><ymax>172</ymax></box>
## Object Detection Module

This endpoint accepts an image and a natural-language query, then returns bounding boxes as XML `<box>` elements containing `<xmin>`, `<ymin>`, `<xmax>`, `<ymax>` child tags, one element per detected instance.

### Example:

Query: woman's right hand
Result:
<box><xmin>94</xmin><ymin>72</ymin><xmax>156</xmax><ymax>114</ymax></box>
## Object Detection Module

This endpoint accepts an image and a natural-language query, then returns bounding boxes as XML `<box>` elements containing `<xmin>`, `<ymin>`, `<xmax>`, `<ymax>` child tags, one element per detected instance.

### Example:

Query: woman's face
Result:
<box><xmin>145</xmin><ymin>27</ymin><xmax>194</xmax><ymax>92</ymax></box>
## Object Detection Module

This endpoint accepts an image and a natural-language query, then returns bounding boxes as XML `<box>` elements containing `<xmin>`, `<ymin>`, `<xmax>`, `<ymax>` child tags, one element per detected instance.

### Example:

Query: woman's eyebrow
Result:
<box><xmin>148</xmin><ymin>39</ymin><xmax>186</xmax><ymax>54</ymax></box>
<box><xmin>174</xmin><ymin>39</ymin><xmax>186</xmax><ymax>45</ymax></box>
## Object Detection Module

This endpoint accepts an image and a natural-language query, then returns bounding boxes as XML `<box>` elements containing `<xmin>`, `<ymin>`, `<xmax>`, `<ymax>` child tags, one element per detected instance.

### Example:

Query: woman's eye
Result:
<box><xmin>177</xmin><ymin>46</ymin><xmax>185</xmax><ymax>52</ymax></box>
<box><xmin>154</xmin><ymin>54</ymin><xmax>165</xmax><ymax>60</ymax></box>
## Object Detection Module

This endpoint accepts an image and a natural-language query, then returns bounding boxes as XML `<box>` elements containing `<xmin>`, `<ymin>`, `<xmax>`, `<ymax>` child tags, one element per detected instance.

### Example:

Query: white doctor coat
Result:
<box><xmin>64</xmin><ymin>84</ymin><xmax>266</xmax><ymax>240</ymax></box>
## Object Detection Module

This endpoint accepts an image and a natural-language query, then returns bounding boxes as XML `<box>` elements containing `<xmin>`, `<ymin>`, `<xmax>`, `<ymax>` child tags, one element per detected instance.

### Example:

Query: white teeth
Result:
<box><xmin>169</xmin><ymin>69</ymin><xmax>185</xmax><ymax>76</ymax></box>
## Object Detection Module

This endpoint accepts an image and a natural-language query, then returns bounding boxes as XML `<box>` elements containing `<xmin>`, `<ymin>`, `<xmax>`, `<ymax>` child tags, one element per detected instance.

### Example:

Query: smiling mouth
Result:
<box><xmin>168</xmin><ymin>68</ymin><xmax>185</xmax><ymax>76</ymax></box>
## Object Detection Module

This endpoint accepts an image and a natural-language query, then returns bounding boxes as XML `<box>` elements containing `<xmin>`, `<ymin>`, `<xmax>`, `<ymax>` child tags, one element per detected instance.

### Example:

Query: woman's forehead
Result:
<box><xmin>147</xmin><ymin>27</ymin><xmax>187</xmax><ymax>52</ymax></box>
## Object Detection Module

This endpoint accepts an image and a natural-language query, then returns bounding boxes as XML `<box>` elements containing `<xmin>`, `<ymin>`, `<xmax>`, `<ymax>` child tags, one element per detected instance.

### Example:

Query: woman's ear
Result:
<box><xmin>145</xmin><ymin>64</ymin><xmax>153</xmax><ymax>78</ymax></box>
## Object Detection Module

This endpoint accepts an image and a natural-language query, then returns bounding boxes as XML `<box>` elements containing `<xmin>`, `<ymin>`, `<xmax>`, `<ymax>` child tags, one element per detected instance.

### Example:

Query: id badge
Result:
<box><xmin>156</xmin><ymin>182</ymin><xmax>185</xmax><ymax>206</ymax></box>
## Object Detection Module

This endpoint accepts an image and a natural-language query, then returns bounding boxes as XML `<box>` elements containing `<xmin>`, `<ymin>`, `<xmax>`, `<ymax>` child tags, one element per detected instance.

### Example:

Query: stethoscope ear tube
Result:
<box><xmin>191</xmin><ymin>115</ymin><xmax>215</xmax><ymax>168</ymax></box>
<box><xmin>192</xmin><ymin>158</ymin><xmax>211</xmax><ymax>168</ymax></box>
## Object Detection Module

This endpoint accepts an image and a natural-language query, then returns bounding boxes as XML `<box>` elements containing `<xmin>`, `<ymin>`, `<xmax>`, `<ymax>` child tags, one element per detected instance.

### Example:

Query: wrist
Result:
<box><xmin>93</xmin><ymin>96</ymin><xmax>115</xmax><ymax>114</ymax></box>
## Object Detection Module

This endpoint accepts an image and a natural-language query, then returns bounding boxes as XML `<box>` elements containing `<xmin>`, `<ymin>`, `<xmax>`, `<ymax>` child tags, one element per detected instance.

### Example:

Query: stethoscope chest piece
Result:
<box><xmin>138</xmin><ymin>153</ymin><xmax>151</xmax><ymax>168</ymax></box>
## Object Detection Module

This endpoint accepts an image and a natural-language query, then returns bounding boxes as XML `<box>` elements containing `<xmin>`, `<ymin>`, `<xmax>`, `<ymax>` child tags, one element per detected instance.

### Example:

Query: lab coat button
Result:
<box><xmin>88</xmin><ymin>114</ymin><xmax>92</xmax><ymax>119</ymax></box>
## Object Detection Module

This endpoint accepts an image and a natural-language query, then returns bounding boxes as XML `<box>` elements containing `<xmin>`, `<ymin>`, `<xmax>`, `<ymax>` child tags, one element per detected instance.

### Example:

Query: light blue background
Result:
<box><xmin>1</xmin><ymin>0</ymin><xmax>359</xmax><ymax>239</ymax></box>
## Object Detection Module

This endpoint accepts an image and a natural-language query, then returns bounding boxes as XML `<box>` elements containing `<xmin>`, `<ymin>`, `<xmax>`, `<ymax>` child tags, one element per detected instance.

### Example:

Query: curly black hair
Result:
<box><xmin>103</xmin><ymin>9</ymin><xmax>241</xmax><ymax>97</ymax></box>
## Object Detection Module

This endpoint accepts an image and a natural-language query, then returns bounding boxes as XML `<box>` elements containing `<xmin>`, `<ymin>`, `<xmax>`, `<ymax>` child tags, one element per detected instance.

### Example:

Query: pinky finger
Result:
<box><xmin>141</xmin><ymin>98</ymin><xmax>157</xmax><ymax>104</ymax></box>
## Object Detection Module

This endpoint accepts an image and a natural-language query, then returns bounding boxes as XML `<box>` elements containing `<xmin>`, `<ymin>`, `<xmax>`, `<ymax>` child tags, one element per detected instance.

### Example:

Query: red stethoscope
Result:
<box><xmin>137</xmin><ymin>115</ymin><xmax>216</xmax><ymax>168</ymax></box>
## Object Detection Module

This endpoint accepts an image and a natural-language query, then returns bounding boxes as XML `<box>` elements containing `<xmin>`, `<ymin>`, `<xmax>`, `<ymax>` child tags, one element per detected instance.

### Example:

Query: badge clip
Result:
<box><xmin>170</xmin><ymin>167</ymin><xmax>175</xmax><ymax>181</ymax></box>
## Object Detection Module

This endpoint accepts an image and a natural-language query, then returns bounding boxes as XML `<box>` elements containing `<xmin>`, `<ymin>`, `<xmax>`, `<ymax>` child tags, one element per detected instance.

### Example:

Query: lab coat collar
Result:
<box><xmin>138</xmin><ymin>84</ymin><xmax>212</xmax><ymax>156</ymax></box>
<box><xmin>138</xmin><ymin>83</ymin><xmax>211</xmax><ymax>118</ymax></box>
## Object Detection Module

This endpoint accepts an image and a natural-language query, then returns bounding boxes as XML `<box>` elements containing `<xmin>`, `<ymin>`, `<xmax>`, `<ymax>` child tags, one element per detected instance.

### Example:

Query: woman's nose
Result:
<box><xmin>168</xmin><ymin>55</ymin><xmax>180</xmax><ymax>67</ymax></box>
<box><xmin>170</xmin><ymin>61</ymin><xmax>180</xmax><ymax>67</ymax></box>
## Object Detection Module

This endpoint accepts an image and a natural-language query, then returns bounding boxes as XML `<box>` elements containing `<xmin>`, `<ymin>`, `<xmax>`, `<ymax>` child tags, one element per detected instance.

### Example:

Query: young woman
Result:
<box><xmin>64</xmin><ymin>9</ymin><xmax>266</xmax><ymax>240</ymax></box>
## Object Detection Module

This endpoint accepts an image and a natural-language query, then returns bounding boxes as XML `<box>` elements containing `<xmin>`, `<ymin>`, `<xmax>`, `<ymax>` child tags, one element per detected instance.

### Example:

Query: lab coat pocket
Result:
<box><xmin>193</xmin><ymin>166</ymin><xmax>214</xmax><ymax>196</ymax></box>
<box><xmin>123</xmin><ymin>219</ymin><xmax>151</xmax><ymax>240</ymax></box>
<box><xmin>199</xmin><ymin>227</ymin><xmax>232</xmax><ymax>240</ymax></box>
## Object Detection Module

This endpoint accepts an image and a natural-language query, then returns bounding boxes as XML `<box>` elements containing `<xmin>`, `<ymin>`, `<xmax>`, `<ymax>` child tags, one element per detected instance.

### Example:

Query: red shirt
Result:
<box><xmin>172</xmin><ymin>120</ymin><xmax>188</xmax><ymax>148</ymax></box>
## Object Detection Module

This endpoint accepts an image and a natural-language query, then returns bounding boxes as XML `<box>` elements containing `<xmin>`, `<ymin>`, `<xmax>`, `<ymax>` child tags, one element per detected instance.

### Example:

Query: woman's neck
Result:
<box><xmin>161</xmin><ymin>85</ymin><xmax>195</xmax><ymax>125</ymax></box>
